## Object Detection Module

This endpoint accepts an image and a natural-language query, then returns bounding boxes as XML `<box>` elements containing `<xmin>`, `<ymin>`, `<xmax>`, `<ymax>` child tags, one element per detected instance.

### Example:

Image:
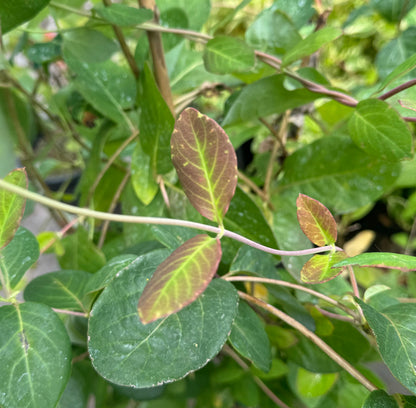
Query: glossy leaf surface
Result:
<box><xmin>222</xmin><ymin>75</ymin><xmax>320</xmax><ymax>126</ymax></box>
<box><xmin>301</xmin><ymin>252</ymin><xmax>347</xmax><ymax>284</ymax></box>
<box><xmin>349</xmin><ymin>99</ymin><xmax>412</xmax><ymax>161</ymax></box>
<box><xmin>24</xmin><ymin>270</ymin><xmax>92</xmax><ymax>312</ymax></box>
<box><xmin>296</xmin><ymin>194</ymin><xmax>337</xmax><ymax>246</ymax></box>
<box><xmin>139</xmin><ymin>64</ymin><xmax>174</xmax><ymax>175</ymax></box>
<box><xmin>0</xmin><ymin>227</ymin><xmax>39</xmax><ymax>290</ymax></box>
<box><xmin>363</xmin><ymin>390</ymin><xmax>399</xmax><ymax>408</ymax></box>
<box><xmin>282</xmin><ymin>27</ymin><xmax>342</xmax><ymax>67</ymax></box>
<box><xmin>88</xmin><ymin>250</ymin><xmax>238</xmax><ymax>387</ymax></box>
<box><xmin>357</xmin><ymin>299</ymin><xmax>416</xmax><ymax>393</ymax></box>
<box><xmin>204</xmin><ymin>36</ymin><xmax>255</xmax><ymax>74</ymax></box>
<box><xmin>0</xmin><ymin>168</ymin><xmax>27</xmax><ymax>249</ymax></box>
<box><xmin>229</xmin><ymin>301</ymin><xmax>272</xmax><ymax>372</ymax></box>
<box><xmin>335</xmin><ymin>252</ymin><xmax>416</xmax><ymax>271</ymax></box>
<box><xmin>0</xmin><ymin>0</ymin><xmax>50</xmax><ymax>33</ymax></box>
<box><xmin>0</xmin><ymin>302</ymin><xmax>71</xmax><ymax>408</ymax></box>
<box><xmin>277</xmin><ymin>136</ymin><xmax>400</xmax><ymax>213</ymax></box>
<box><xmin>138</xmin><ymin>234</ymin><xmax>221</xmax><ymax>324</ymax></box>
<box><xmin>171</xmin><ymin>108</ymin><xmax>238</xmax><ymax>224</ymax></box>
<box><xmin>96</xmin><ymin>4</ymin><xmax>153</xmax><ymax>26</ymax></box>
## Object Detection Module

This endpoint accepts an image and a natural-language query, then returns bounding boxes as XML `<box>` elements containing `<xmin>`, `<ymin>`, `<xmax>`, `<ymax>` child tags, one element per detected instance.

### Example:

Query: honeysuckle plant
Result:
<box><xmin>1</xmin><ymin>0</ymin><xmax>416</xmax><ymax>407</ymax></box>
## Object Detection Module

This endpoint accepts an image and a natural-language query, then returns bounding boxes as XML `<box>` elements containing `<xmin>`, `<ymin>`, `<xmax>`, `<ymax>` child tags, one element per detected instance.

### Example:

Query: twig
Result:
<box><xmin>98</xmin><ymin>169</ymin><xmax>131</xmax><ymax>248</ymax></box>
<box><xmin>52</xmin><ymin>308</ymin><xmax>88</xmax><ymax>317</ymax></box>
<box><xmin>237</xmin><ymin>170</ymin><xmax>271</xmax><ymax>205</ymax></box>
<box><xmin>347</xmin><ymin>265</ymin><xmax>360</xmax><ymax>298</ymax></box>
<box><xmin>223</xmin><ymin>276</ymin><xmax>354</xmax><ymax>317</ymax></box>
<box><xmin>315</xmin><ymin>306</ymin><xmax>354</xmax><ymax>322</ymax></box>
<box><xmin>262</xmin><ymin>112</ymin><xmax>290</xmax><ymax>200</ymax></box>
<box><xmin>87</xmin><ymin>131</ymin><xmax>138</xmax><ymax>205</ymax></box>
<box><xmin>138</xmin><ymin>0</ymin><xmax>175</xmax><ymax>115</ymax></box>
<box><xmin>0</xmin><ymin>178</ymin><xmax>345</xmax><ymax>258</ymax></box>
<box><xmin>222</xmin><ymin>344</ymin><xmax>292</xmax><ymax>408</ymax></box>
<box><xmin>238</xmin><ymin>291</ymin><xmax>377</xmax><ymax>392</ymax></box>
<box><xmin>378</xmin><ymin>79</ymin><xmax>416</xmax><ymax>101</ymax></box>
<box><xmin>102</xmin><ymin>0</ymin><xmax>140</xmax><ymax>78</ymax></box>
<box><xmin>72</xmin><ymin>351</ymin><xmax>90</xmax><ymax>364</ymax></box>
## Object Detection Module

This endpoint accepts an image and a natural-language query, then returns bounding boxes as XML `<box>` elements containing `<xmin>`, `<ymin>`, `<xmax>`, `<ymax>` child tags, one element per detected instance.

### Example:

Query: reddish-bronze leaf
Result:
<box><xmin>138</xmin><ymin>234</ymin><xmax>222</xmax><ymax>324</ymax></box>
<box><xmin>0</xmin><ymin>168</ymin><xmax>28</xmax><ymax>249</ymax></box>
<box><xmin>301</xmin><ymin>251</ymin><xmax>347</xmax><ymax>284</ymax></box>
<box><xmin>296</xmin><ymin>194</ymin><xmax>337</xmax><ymax>246</ymax></box>
<box><xmin>171</xmin><ymin>108</ymin><xmax>238</xmax><ymax>224</ymax></box>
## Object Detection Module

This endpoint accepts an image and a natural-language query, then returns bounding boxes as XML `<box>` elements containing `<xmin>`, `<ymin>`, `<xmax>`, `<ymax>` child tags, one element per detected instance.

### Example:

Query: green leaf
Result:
<box><xmin>203</xmin><ymin>36</ymin><xmax>255</xmax><ymax>75</ymax></box>
<box><xmin>301</xmin><ymin>252</ymin><xmax>347</xmax><ymax>284</ymax></box>
<box><xmin>277</xmin><ymin>136</ymin><xmax>400</xmax><ymax>214</ymax></box>
<box><xmin>222</xmin><ymin>75</ymin><xmax>320</xmax><ymax>126</ymax></box>
<box><xmin>131</xmin><ymin>142</ymin><xmax>159</xmax><ymax>205</ymax></box>
<box><xmin>95</xmin><ymin>4</ymin><xmax>153</xmax><ymax>26</ymax></box>
<box><xmin>0</xmin><ymin>0</ymin><xmax>50</xmax><ymax>33</ymax></box>
<box><xmin>245</xmin><ymin>8</ymin><xmax>301</xmax><ymax>53</ymax></box>
<box><xmin>348</xmin><ymin>99</ymin><xmax>412</xmax><ymax>161</ymax></box>
<box><xmin>376</xmin><ymin>54</ymin><xmax>416</xmax><ymax>93</ymax></box>
<box><xmin>139</xmin><ymin>64</ymin><xmax>174</xmax><ymax>175</ymax></box>
<box><xmin>27</xmin><ymin>40</ymin><xmax>61</xmax><ymax>64</ymax></box>
<box><xmin>58</xmin><ymin>227</ymin><xmax>106</xmax><ymax>274</ymax></box>
<box><xmin>151</xmin><ymin>225</ymin><xmax>199</xmax><ymax>251</ymax></box>
<box><xmin>229</xmin><ymin>301</ymin><xmax>272</xmax><ymax>372</ymax></box>
<box><xmin>282</xmin><ymin>27</ymin><xmax>342</xmax><ymax>67</ymax></box>
<box><xmin>271</xmin><ymin>0</ymin><xmax>315</xmax><ymax>28</ymax></box>
<box><xmin>24</xmin><ymin>270</ymin><xmax>92</xmax><ymax>312</ymax></box>
<box><xmin>0</xmin><ymin>168</ymin><xmax>27</xmax><ymax>249</ymax></box>
<box><xmin>0</xmin><ymin>227</ymin><xmax>39</xmax><ymax>291</ymax></box>
<box><xmin>295</xmin><ymin>367</ymin><xmax>338</xmax><ymax>398</ymax></box>
<box><xmin>334</xmin><ymin>252</ymin><xmax>416</xmax><ymax>271</ymax></box>
<box><xmin>138</xmin><ymin>234</ymin><xmax>221</xmax><ymax>324</ymax></box>
<box><xmin>225</xmin><ymin>186</ymin><xmax>277</xmax><ymax>248</ymax></box>
<box><xmin>370</xmin><ymin>0</ymin><xmax>416</xmax><ymax>22</ymax></box>
<box><xmin>296</xmin><ymin>194</ymin><xmax>337</xmax><ymax>246</ymax></box>
<box><xmin>0</xmin><ymin>302</ymin><xmax>71</xmax><ymax>408</ymax></box>
<box><xmin>88</xmin><ymin>250</ymin><xmax>238</xmax><ymax>387</ymax></box>
<box><xmin>171</xmin><ymin>108</ymin><xmax>238</xmax><ymax>224</ymax></box>
<box><xmin>85</xmin><ymin>254</ymin><xmax>137</xmax><ymax>293</ymax></box>
<box><xmin>357</xmin><ymin>299</ymin><xmax>416</xmax><ymax>394</ymax></box>
<box><xmin>363</xmin><ymin>390</ymin><xmax>399</xmax><ymax>408</ymax></box>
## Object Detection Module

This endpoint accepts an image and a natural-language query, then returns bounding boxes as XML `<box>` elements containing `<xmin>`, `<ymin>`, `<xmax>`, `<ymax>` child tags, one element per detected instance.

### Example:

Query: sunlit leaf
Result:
<box><xmin>348</xmin><ymin>99</ymin><xmax>412</xmax><ymax>161</ymax></box>
<box><xmin>301</xmin><ymin>252</ymin><xmax>347</xmax><ymax>284</ymax></box>
<box><xmin>334</xmin><ymin>252</ymin><xmax>416</xmax><ymax>271</ymax></box>
<box><xmin>296</xmin><ymin>194</ymin><xmax>337</xmax><ymax>246</ymax></box>
<box><xmin>171</xmin><ymin>108</ymin><xmax>238</xmax><ymax>224</ymax></box>
<box><xmin>138</xmin><ymin>234</ymin><xmax>221</xmax><ymax>324</ymax></box>
<box><xmin>357</xmin><ymin>299</ymin><xmax>416</xmax><ymax>394</ymax></box>
<box><xmin>0</xmin><ymin>302</ymin><xmax>71</xmax><ymax>408</ymax></box>
<box><xmin>95</xmin><ymin>4</ymin><xmax>153</xmax><ymax>26</ymax></box>
<box><xmin>282</xmin><ymin>27</ymin><xmax>342</xmax><ymax>67</ymax></box>
<box><xmin>0</xmin><ymin>227</ymin><xmax>39</xmax><ymax>291</ymax></box>
<box><xmin>204</xmin><ymin>36</ymin><xmax>255</xmax><ymax>74</ymax></box>
<box><xmin>0</xmin><ymin>168</ymin><xmax>27</xmax><ymax>249</ymax></box>
<box><xmin>88</xmin><ymin>250</ymin><xmax>238</xmax><ymax>387</ymax></box>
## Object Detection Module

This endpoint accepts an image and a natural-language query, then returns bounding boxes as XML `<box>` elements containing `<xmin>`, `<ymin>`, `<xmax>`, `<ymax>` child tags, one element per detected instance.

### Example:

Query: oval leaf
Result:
<box><xmin>363</xmin><ymin>390</ymin><xmax>399</xmax><ymax>408</ymax></box>
<box><xmin>301</xmin><ymin>251</ymin><xmax>347</xmax><ymax>284</ymax></box>
<box><xmin>348</xmin><ymin>99</ymin><xmax>413</xmax><ymax>162</ymax></box>
<box><xmin>296</xmin><ymin>194</ymin><xmax>337</xmax><ymax>246</ymax></box>
<box><xmin>171</xmin><ymin>108</ymin><xmax>238</xmax><ymax>224</ymax></box>
<box><xmin>88</xmin><ymin>250</ymin><xmax>238</xmax><ymax>388</ymax></box>
<box><xmin>0</xmin><ymin>168</ymin><xmax>28</xmax><ymax>249</ymax></box>
<box><xmin>204</xmin><ymin>36</ymin><xmax>255</xmax><ymax>74</ymax></box>
<box><xmin>0</xmin><ymin>302</ymin><xmax>71</xmax><ymax>408</ymax></box>
<box><xmin>24</xmin><ymin>270</ymin><xmax>92</xmax><ymax>312</ymax></box>
<box><xmin>282</xmin><ymin>27</ymin><xmax>342</xmax><ymax>67</ymax></box>
<box><xmin>138</xmin><ymin>234</ymin><xmax>221</xmax><ymax>324</ymax></box>
<box><xmin>356</xmin><ymin>299</ymin><xmax>416</xmax><ymax>394</ymax></box>
<box><xmin>0</xmin><ymin>227</ymin><xmax>39</xmax><ymax>291</ymax></box>
<box><xmin>95</xmin><ymin>4</ymin><xmax>153</xmax><ymax>27</ymax></box>
<box><xmin>334</xmin><ymin>252</ymin><xmax>416</xmax><ymax>271</ymax></box>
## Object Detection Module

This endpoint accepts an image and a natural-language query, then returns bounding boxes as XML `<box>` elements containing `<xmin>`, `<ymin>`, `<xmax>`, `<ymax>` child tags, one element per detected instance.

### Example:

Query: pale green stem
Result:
<box><xmin>0</xmin><ymin>178</ymin><xmax>342</xmax><ymax>257</ymax></box>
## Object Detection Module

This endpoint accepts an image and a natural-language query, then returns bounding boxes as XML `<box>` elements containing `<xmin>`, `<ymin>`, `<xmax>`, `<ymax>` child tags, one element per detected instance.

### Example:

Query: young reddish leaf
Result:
<box><xmin>301</xmin><ymin>251</ymin><xmax>347</xmax><ymax>284</ymax></box>
<box><xmin>138</xmin><ymin>234</ymin><xmax>222</xmax><ymax>324</ymax></box>
<box><xmin>296</xmin><ymin>194</ymin><xmax>337</xmax><ymax>246</ymax></box>
<box><xmin>171</xmin><ymin>108</ymin><xmax>238</xmax><ymax>224</ymax></box>
<box><xmin>0</xmin><ymin>168</ymin><xmax>28</xmax><ymax>249</ymax></box>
